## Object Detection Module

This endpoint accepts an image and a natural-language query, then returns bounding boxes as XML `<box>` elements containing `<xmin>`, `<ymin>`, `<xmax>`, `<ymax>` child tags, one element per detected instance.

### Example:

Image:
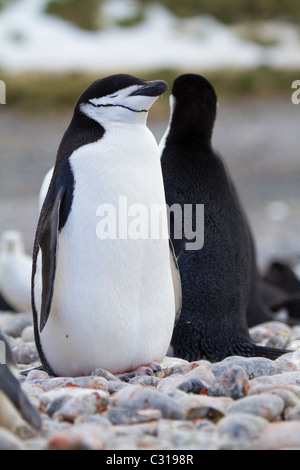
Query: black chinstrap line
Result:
<box><xmin>89</xmin><ymin>102</ymin><xmax>147</xmax><ymax>113</ymax></box>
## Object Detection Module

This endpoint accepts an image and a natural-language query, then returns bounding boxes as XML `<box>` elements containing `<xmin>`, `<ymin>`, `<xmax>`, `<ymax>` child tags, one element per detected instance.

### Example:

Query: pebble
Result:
<box><xmin>55</xmin><ymin>390</ymin><xmax>109</xmax><ymax>422</ymax></box>
<box><xmin>178</xmin><ymin>394</ymin><xmax>233</xmax><ymax>421</ymax></box>
<box><xmin>227</xmin><ymin>393</ymin><xmax>285</xmax><ymax>420</ymax></box>
<box><xmin>12</xmin><ymin>341</ymin><xmax>40</xmax><ymax>365</ymax></box>
<box><xmin>248</xmin><ymin>384</ymin><xmax>300</xmax><ymax>408</ymax></box>
<box><xmin>46</xmin><ymin>424</ymin><xmax>107</xmax><ymax>450</ymax></box>
<box><xmin>284</xmin><ymin>404</ymin><xmax>300</xmax><ymax>421</ymax></box>
<box><xmin>157</xmin><ymin>364</ymin><xmax>215</xmax><ymax>394</ymax></box>
<box><xmin>110</xmin><ymin>385</ymin><xmax>186</xmax><ymax>420</ymax></box>
<box><xmin>259</xmin><ymin>422</ymin><xmax>300</xmax><ymax>450</ymax></box>
<box><xmin>207</xmin><ymin>365</ymin><xmax>249</xmax><ymax>399</ymax></box>
<box><xmin>216</xmin><ymin>412</ymin><xmax>269</xmax><ymax>440</ymax></box>
<box><xmin>107</xmin><ymin>407</ymin><xmax>162</xmax><ymax>425</ymax></box>
<box><xmin>40</xmin><ymin>388</ymin><xmax>109</xmax><ymax>419</ymax></box>
<box><xmin>0</xmin><ymin>428</ymin><xmax>26</xmax><ymax>450</ymax></box>
<box><xmin>0</xmin><ymin>312</ymin><xmax>15</xmax><ymax>331</ymax></box>
<box><xmin>249</xmin><ymin>371</ymin><xmax>300</xmax><ymax>388</ymax></box>
<box><xmin>249</xmin><ymin>321</ymin><xmax>293</xmax><ymax>345</ymax></box>
<box><xmin>21</xmin><ymin>325</ymin><xmax>35</xmax><ymax>342</ymax></box>
<box><xmin>2</xmin><ymin>312</ymin><xmax>300</xmax><ymax>450</ymax></box>
<box><xmin>209</xmin><ymin>356</ymin><xmax>278</xmax><ymax>380</ymax></box>
<box><xmin>2</xmin><ymin>313</ymin><xmax>32</xmax><ymax>338</ymax></box>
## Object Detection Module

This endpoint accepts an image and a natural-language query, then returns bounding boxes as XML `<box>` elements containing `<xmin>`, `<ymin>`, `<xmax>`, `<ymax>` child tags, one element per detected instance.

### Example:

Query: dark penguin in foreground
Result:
<box><xmin>0</xmin><ymin>333</ymin><xmax>42</xmax><ymax>432</ymax></box>
<box><xmin>32</xmin><ymin>74</ymin><xmax>181</xmax><ymax>377</ymax></box>
<box><xmin>160</xmin><ymin>73</ymin><xmax>289</xmax><ymax>362</ymax></box>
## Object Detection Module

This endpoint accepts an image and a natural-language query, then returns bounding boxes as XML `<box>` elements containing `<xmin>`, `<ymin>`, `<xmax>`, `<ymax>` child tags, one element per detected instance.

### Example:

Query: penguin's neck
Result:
<box><xmin>70</xmin><ymin>120</ymin><xmax>160</xmax><ymax>185</ymax></box>
<box><xmin>166</xmin><ymin>95</ymin><xmax>216</xmax><ymax>147</ymax></box>
<box><xmin>172</xmin><ymin>118</ymin><xmax>213</xmax><ymax>146</ymax></box>
<box><xmin>162</xmin><ymin>122</ymin><xmax>214</xmax><ymax>162</ymax></box>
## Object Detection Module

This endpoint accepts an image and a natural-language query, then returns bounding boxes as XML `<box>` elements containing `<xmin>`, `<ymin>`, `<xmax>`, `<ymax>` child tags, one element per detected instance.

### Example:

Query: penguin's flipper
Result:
<box><xmin>36</xmin><ymin>186</ymin><xmax>65</xmax><ymax>333</ymax></box>
<box><xmin>169</xmin><ymin>240</ymin><xmax>182</xmax><ymax>325</ymax></box>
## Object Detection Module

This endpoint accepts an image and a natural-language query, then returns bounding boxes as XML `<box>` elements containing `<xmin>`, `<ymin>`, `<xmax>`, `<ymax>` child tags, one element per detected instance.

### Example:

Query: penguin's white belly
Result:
<box><xmin>38</xmin><ymin>126</ymin><xmax>175</xmax><ymax>376</ymax></box>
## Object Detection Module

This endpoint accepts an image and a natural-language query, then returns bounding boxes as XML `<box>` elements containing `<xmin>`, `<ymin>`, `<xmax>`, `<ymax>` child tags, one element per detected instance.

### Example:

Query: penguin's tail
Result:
<box><xmin>248</xmin><ymin>344</ymin><xmax>292</xmax><ymax>361</ymax></box>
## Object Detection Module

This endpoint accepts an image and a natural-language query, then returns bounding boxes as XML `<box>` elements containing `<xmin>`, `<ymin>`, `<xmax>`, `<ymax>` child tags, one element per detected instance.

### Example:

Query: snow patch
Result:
<box><xmin>0</xmin><ymin>0</ymin><xmax>299</xmax><ymax>73</ymax></box>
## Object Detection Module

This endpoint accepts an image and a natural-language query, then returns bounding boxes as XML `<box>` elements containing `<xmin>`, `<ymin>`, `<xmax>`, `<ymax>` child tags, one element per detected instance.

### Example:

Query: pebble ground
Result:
<box><xmin>1</xmin><ymin>311</ymin><xmax>300</xmax><ymax>450</ymax></box>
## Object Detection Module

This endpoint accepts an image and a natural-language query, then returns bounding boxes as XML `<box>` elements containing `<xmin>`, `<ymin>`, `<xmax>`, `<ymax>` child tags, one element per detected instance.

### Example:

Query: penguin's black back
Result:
<box><xmin>162</xmin><ymin>138</ymin><xmax>253</xmax><ymax>361</ymax></box>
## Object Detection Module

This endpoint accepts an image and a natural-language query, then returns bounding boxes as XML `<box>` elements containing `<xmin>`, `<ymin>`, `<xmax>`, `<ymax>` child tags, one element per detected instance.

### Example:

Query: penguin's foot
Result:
<box><xmin>116</xmin><ymin>362</ymin><xmax>162</xmax><ymax>382</ymax></box>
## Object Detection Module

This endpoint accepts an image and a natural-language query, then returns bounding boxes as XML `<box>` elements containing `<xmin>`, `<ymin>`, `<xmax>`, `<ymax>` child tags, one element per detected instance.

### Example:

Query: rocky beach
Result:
<box><xmin>2</xmin><ymin>311</ymin><xmax>300</xmax><ymax>450</ymax></box>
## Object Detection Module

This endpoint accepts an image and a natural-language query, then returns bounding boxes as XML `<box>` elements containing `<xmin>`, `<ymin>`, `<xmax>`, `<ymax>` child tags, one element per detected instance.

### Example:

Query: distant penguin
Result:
<box><xmin>258</xmin><ymin>279</ymin><xmax>300</xmax><ymax>320</ymax></box>
<box><xmin>264</xmin><ymin>260</ymin><xmax>300</xmax><ymax>295</ymax></box>
<box><xmin>160</xmin><ymin>73</ymin><xmax>289</xmax><ymax>362</ymax></box>
<box><xmin>0</xmin><ymin>333</ymin><xmax>42</xmax><ymax>432</ymax></box>
<box><xmin>0</xmin><ymin>231</ymin><xmax>32</xmax><ymax>313</ymax></box>
<box><xmin>260</xmin><ymin>260</ymin><xmax>300</xmax><ymax>320</ymax></box>
<box><xmin>32</xmin><ymin>74</ymin><xmax>181</xmax><ymax>377</ymax></box>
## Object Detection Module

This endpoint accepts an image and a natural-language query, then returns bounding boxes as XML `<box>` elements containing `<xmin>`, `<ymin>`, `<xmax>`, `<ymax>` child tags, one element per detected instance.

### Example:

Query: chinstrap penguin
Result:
<box><xmin>0</xmin><ymin>333</ymin><xmax>42</xmax><ymax>433</ymax></box>
<box><xmin>32</xmin><ymin>74</ymin><xmax>181</xmax><ymax>378</ymax></box>
<box><xmin>160</xmin><ymin>73</ymin><xmax>290</xmax><ymax>362</ymax></box>
<box><xmin>0</xmin><ymin>231</ymin><xmax>32</xmax><ymax>313</ymax></box>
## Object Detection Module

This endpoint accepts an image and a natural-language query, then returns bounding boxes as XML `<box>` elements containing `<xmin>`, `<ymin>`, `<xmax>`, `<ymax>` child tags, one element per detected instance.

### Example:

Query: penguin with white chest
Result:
<box><xmin>32</xmin><ymin>74</ymin><xmax>181</xmax><ymax>378</ymax></box>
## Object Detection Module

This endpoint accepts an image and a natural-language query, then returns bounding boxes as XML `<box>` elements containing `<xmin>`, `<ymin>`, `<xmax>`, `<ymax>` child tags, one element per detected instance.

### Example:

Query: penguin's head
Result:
<box><xmin>168</xmin><ymin>74</ymin><xmax>218</xmax><ymax>142</ymax></box>
<box><xmin>77</xmin><ymin>74</ymin><xmax>168</xmax><ymax>125</ymax></box>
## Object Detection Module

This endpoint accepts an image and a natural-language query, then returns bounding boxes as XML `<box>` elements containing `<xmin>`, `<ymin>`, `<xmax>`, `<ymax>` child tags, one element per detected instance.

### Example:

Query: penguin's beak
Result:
<box><xmin>130</xmin><ymin>80</ymin><xmax>168</xmax><ymax>97</ymax></box>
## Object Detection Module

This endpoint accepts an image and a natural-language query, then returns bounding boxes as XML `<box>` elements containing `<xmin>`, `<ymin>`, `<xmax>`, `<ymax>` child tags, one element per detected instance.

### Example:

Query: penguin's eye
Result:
<box><xmin>110</xmin><ymin>95</ymin><xmax>118</xmax><ymax>98</ymax></box>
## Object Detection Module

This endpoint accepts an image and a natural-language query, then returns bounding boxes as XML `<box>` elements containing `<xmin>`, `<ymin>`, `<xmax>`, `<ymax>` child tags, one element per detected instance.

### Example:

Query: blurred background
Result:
<box><xmin>0</xmin><ymin>0</ymin><xmax>300</xmax><ymax>272</ymax></box>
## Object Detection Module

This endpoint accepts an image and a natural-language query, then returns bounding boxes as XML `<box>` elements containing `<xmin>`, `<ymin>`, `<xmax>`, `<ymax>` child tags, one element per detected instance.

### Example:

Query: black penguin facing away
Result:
<box><xmin>160</xmin><ymin>73</ymin><xmax>290</xmax><ymax>362</ymax></box>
